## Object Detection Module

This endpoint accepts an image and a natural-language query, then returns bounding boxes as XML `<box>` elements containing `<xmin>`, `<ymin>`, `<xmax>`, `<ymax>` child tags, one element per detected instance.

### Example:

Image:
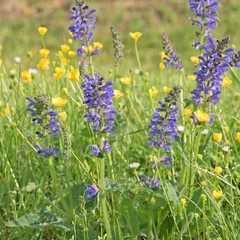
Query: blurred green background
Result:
<box><xmin>0</xmin><ymin>0</ymin><xmax>240</xmax><ymax>73</ymax></box>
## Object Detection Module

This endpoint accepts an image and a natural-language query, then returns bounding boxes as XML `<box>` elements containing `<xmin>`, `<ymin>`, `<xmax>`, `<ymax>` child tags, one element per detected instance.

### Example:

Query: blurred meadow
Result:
<box><xmin>1</xmin><ymin>0</ymin><xmax>240</xmax><ymax>72</ymax></box>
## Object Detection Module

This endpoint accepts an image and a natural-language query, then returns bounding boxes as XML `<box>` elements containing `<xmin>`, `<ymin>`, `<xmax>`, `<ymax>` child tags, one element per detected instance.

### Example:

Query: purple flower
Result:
<box><xmin>82</xmin><ymin>72</ymin><xmax>118</xmax><ymax>135</ymax></box>
<box><xmin>35</xmin><ymin>145</ymin><xmax>60</xmax><ymax>157</ymax></box>
<box><xmin>85</xmin><ymin>184</ymin><xmax>99</xmax><ymax>198</ymax></box>
<box><xmin>140</xmin><ymin>175</ymin><xmax>161</xmax><ymax>188</ymax></box>
<box><xmin>89</xmin><ymin>139</ymin><xmax>112</xmax><ymax>157</ymax></box>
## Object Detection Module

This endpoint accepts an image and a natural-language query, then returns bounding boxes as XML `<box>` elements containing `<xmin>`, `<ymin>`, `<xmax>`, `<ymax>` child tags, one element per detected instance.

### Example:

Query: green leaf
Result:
<box><xmin>175</xmin><ymin>139</ymin><xmax>190</xmax><ymax>167</ymax></box>
<box><xmin>5</xmin><ymin>206</ymin><xmax>73</xmax><ymax>231</ymax></box>
<box><xmin>98</xmin><ymin>178</ymin><xmax>119</xmax><ymax>193</ymax></box>
<box><xmin>165</xmin><ymin>182</ymin><xmax>179</xmax><ymax>206</ymax></box>
<box><xmin>121</xmin><ymin>196</ymin><xmax>140</xmax><ymax>237</ymax></box>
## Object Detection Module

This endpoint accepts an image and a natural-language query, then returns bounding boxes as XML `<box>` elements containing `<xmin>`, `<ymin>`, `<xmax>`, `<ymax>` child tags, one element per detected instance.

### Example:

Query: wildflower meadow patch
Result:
<box><xmin>1</xmin><ymin>0</ymin><xmax>240</xmax><ymax>239</ymax></box>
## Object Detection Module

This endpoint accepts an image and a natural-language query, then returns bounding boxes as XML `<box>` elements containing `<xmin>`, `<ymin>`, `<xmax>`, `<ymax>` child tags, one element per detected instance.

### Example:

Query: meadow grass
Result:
<box><xmin>1</xmin><ymin>0</ymin><xmax>240</xmax><ymax>240</ymax></box>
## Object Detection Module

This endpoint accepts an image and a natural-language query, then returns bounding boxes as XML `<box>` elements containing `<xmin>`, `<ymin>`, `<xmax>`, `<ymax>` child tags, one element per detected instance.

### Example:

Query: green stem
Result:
<box><xmin>134</xmin><ymin>41</ymin><xmax>142</xmax><ymax>71</ymax></box>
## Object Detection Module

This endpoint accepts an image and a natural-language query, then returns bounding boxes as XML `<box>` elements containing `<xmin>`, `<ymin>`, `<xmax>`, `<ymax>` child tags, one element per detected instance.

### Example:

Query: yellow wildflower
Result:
<box><xmin>69</xmin><ymin>30</ymin><xmax>73</xmax><ymax>37</ymax></box>
<box><xmin>59</xmin><ymin>112</ymin><xmax>67</xmax><ymax>121</ymax></box>
<box><xmin>194</xmin><ymin>213</ymin><xmax>199</xmax><ymax>219</ymax></box>
<box><xmin>38</xmin><ymin>27</ymin><xmax>48</xmax><ymax>36</ymax></box>
<box><xmin>236</xmin><ymin>132</ymin><xmax>240</xmax><ymax>142</ymax></box>
<box><xmin>54</xmin><ymin>67</ymin><xmax>65</xmax><ymax>80</ymax></box>
<box><xmin>113</xmin><ymin>89</ymin><xmax>123</xmax><ymax>99</ymax></box>
<box><xmin>188</xmin><ymin>75</ymin><xmax>196</xmax><ymax>81</ymax></box>
<box><xmin>163</xmin><ymin>86</ymin><xmax>172</xmax><ymax>93</ymax></box>
<box><xmin>68</xmin><ymin>51</ymin><xmax>77</xmax><ymax>58</ymax></box>
<box><xmin>93</xmin><ymin>42</ymin><xmax>103</xmax><ymax>51</ymax></box>
<box><xmin>149</xmin><ymin>86</ymin><xmax>159</xmax><ymax>96</ymax></box>
<box><xmin>61</xmin><ymin>58</ymin><xmax>69</xmax><ymax>65</ymax></box>
<box><xmin>39</xmin><ymin>49</ymin><xmax>50</xmax><ymax>58</ymax></box>
<box><xmin>213</xmin><ymin>133</ymin><xmax>222</xmax><ymax>143</ymax></box>
<box><xmin>62</xmin><ymin>88</ymin><xmax>68</xmax><ymax>93</ymax></box>
<box><xmin>0</xmin><ymin>44</ymin><xmax>2</xmax><ymax>52</ymax></box>
<box><xmin>3</xmin><ymin>106</ymin><xmax>10</xmax><ymax>115</ymax></box>
<box><xmin>190</xmin><ymin>56</ymin><xmax>199</xmax><ymax>64</ymax></box>
<box><xmin>159</xmin><ymin>62</ymin><xmax>165</xmax><ymax>70</ymax></box>
<box><xmin>52</xmin><ymin>97</ymin><xmax>68</xmax><ymax>107</ymax></box>
<box><xmin>0</xmin><ymin>100</ymin><xmax>2</xmax><ymax>107</ymax></box>
<box><xmin>120</xmin><ymin>77</ymin><xmax>131</xmax><ymax>85</ymax></box>
<box><xmin>56</xmin><ymin>51</ymin><xmax>64</xmax><ymax>58</ymax></box>
<box><xmin>194</xmin><ymin>110</ymin><xmax>210</xmax><ymax>122</ymax></box>
<box><xmin>221</xmin><ymin>77</ymin><xmax>232</xmax><ymax>87</ymax></box>
<box><xmin>184</xmin><ymin>108</ymin><xmax>192</xmax><ymax>116</ymax></box>
<box><xmin>68</xmin><ymin>69</ymin><xmax>80</xmax><ymax>81</ymax></box>
<box><xmin>21</xmin><ymin>71</ymin><xmax>32</xmax><ymax>83</ymax></box>
<box><xmin>0</xmin><ymin>59</ymin><xmax>2</xmax><ymax>68</ymax></box>
<box><xmin>84</xmin><ymin>46</ymin><xmax>94</xmax><ymax>54</ymax></box>
<box><xmin>61</xmin><ymin>44</ymin><xmax>70</xmax><ymax>53</ymax></box>
<box><xmin>129</xmin><ymin>32</ymin><xmax>142</xmax><ymax>41</ymax></box>
<box><xmin>68</xmin><ymin>39</ymin><xmax>73</xmax><ymax>44</ymax></box>
<box><xmin>180</xmin><ymin>198</ymin><xmax>187</xmax><ymax>206</ymax></box>
<box><xmin>212</xmin><ymin>190</ymin><xmax>223</xmax><ymax>199</ymax></box>
<box><xmin>38</xmin><ymin>58</ymin><xmax>50</xmax><ymax>70</ymax></box>
<box><xmin>159</xmin><ymin>51</ymin><xmax>170</xmax><ymax>62</ymax></box>
<box><xmin>215</xmin><ymin>167</ymin><xmax>222</xmax><ymax>174</ymax></box>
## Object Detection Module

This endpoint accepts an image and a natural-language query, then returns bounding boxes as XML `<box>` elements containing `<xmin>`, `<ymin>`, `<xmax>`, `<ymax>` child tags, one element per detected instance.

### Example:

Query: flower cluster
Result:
<box><xmin>82</xmin><ymin>72</ymin><xmax>118</xmax><ymax>135</ymax></box>
<box><xmin>189</xmin><ymin>0</ymin><xmax>220</xmax><ymax>41</ymax></box>
<box><xmin>191</xmin><ymin>36</ymin><xmax>234</xmax><ymax>108</ymax></box>
<box><xmin>69</xmin><ymin>0</ymin><xmax>98</xmax><ymax>57</ymax></box>
<box><xmin>162</xmin><ymin>32</ymin><xmax>183</xmax><ymax>70</ymax></box>
<box><xmin>140</xmin><ymin>175</ymin><xmax>160</xmax><ymax>189</ymax></box>
<box><xmin>89</xmin><ymin>139</ymin><xmax>112</xmax><ymax>157</ymax></box>
<box><xmin>148</xmin><ymin>86</ymin><xmax>182</xmax><ymax>167</ymax></box>
<box><xmin>26</xmin><ymin>94</ymin><xmax>60</xmax><ymax>157</ymax></box>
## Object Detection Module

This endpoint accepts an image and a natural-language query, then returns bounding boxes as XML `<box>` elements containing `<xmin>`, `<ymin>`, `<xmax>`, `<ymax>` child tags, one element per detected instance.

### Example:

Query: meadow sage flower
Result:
<box><xmin>90</xmin><ymin>139</ymin><xmax>112</xmax><ymax>157</ymax></box>
<box><xmin>35</xmin><ymin>145</ymin><xmax>60</xmax><ymax>157</ymax></box>
<box><xmin>212</xmin><ymin>190</ymin><xmax>223</xmax><ymax>199</ymax></box>
<box><xmin>39</xmin><ymin>49</ymin><xmax>50</xmax><ymax>58</ymax></box>
<box><xmin>140</xmin><ymin>175</ymin><xmax>160</xmax><ymax>189</ymax></box>
<box><xmin>52</xmin><ymin>97</ymin><xmax>68</xmax><ymax>107</ymax></box>
<box><xmin>213</xmin><ymin>133</ymin><xmax>222</xmax><ymax>143</ymax></box>
<box><xmin>38</xmin><ymin>27</ymin><xmax>48</xmax><ymax>36</ymax></box>
<box><xmin>120</xmin><ymin>77</ymin><xmax>131</xmax><ymax>85</ymax></box>
<box><xmin>85</xmin><ymin>184</ymin><xmax>99</xmax><ymax>198</ymax></box>
<box><xmin>129</xmin><ymin>32</ymin><xmax>142</xmax><ymax>41</ymax></box>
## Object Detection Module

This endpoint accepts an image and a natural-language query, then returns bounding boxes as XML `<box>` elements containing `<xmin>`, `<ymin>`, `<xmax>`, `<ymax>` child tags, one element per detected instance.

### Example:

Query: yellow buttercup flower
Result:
<box><xmin>159</xmin><ymin>51</ymin><xmax>170</xmax><ymax>63</ymax></box>
<box><xmin>0</xmin><ymin>44</ymin><xmax>2</xmax><ymax>52</ymax></box>
<box><xmin>69</xmin><ymin>30</ymin><xmax>73</xmax><ymax>37</ymax></box>
<box><xmin>84</xmin><ymin>46</ymin><xmax>94</xmax><ymax>54</ymax></box>
<box><xmin>236</xmin><ymin>132</ymin><xmax>240</xmax><ymax>142</ymax></box>
<box><xmin>68</xmin><ymin>39</ymin><xmax>73</xmax><ymax>44</ymax></box>
<box><xmin>61</xmin><ymin>44</ymin><xmax>70</xmax><ymax>53</ymax></box>
<box><xmin>68</xmin><ymin>69</ymin><xmax>80</xmax><ymax>81</ymax></box>
<box><xmin>129</xmin><ymin>32</ymin><xmax>142</xmax><ymax>41</ymax></box>
<box><xmin>120</xmin><ymin>77</ymin><xmax>131</xmax><ymax>85</ymax></box>
<box><xmin>180</xmin><ymin>198</ymin><xmax>187</xmax><ymax>207</ymax></box>
<box><xmin>190</xmin><ymin>56</ymin><xmax>199</xmax><ymax>64</ymax></box>
<box><xmin>159</xmin><ymin>62</ymin><xmax>165</xmax><ymax>70</ymax></box>
<box><xmin>54</xmin><ymin>67</ymin><xmax>65</xmax><ymax>80</ymax></box>
<box><xmin>149</xmin><ymin>86</ymin><xmax>159</xmax><ymax>97</ymax></box>
<box><xmin>221</xmin><ymin>77</ymin><xmax>232</xmax><ymax>87</ymax></box>
<box><xmin>0</xmin><ymin>100</ymin><xmax>2</xmax><ymax>107</ymax></box>
<box><xmin>194</xmin><ymin>110</ymin><xmax>210</xmax><ymax>122</ymax></box>
<box><xmin>61</xmin><ymin>58</ymin><xmax>69</xmax><ymax>65</ymax></box>
<box><xmin>52</xmin><ymin>97</ymin><xmax>68</xmax><ymax>107</ymax></box>
<box><xmin>212</xmin><ymin>190</ymin><xmax>223</xmax><ymax>199</ymax></box>
<box><xmin>39</xmin><ymin>49</ymin><xmax>50</xmax><ymax>58</ymax></box>
<box><xmin>59</xmin><ymin>112</ymin><xmax>67</xmax><ymax>121</ymax></box>
<box><xmin>62</xmin><ymin>88</ymin><xmax>68</xmax><ymax>93</ymax></box>
<box><xmin>56</xmin><ymin>51</ymin><xmax>64</xmax><ymax>58</ymax></box>
<box><xmin>213</xmin><ymin>133</ymin><xmax>222</xmax><ymax>143</ymax></box>
<box><xmin>188</xmin><ymin>75</ymin><xmax>196</xmax><ymax>81</ymax></box>
<box><xmin>38</xmin><ymin>27</ymin><xmax>48</xmax><ymax>36</ymax></box>
<box><xmin>93</xmin><ymin>42</ymin><xmax>103</xmax><ymax>51</ymax></box>
<box><xmin>113</xmin><ymin>89</ymin><xmax>123</xmax><ymax>99</ymax></box>
<box><xmin>0</xmin><ymin>59</ymin><xmax>2</xmax><ymax>68</ymax></box>
<box><xmin>184</xmin><ymin>108</ymin><xmax>192</xmax><ymax>116</ymax></box>
<box><xmin>3</xmin><ymin>106</ymin><xmax>10</xmax><ymax>115</ymax></box>
<box><xmin>68</xmin><ymin>51</ymin><xmax>77</xmax><ymax>58</ymax></box>
<box><xmin>38</xmin><ymin>58</ymin><xmax>50</xmax><ymax>70</ymax></box>
<box><xmin>21</xmin><ymin>71</ymin><xmax>32</xmax><ymax>83</ymax></box>
<box><xmin>163</xmin><ymin>86</ymin><xmax>172</xmax><ymax>93</ymax></box>
<box><xmin>215</xmin><ymin>167</ymin><xmax>222</xmax><ymax>174</ymax></box>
